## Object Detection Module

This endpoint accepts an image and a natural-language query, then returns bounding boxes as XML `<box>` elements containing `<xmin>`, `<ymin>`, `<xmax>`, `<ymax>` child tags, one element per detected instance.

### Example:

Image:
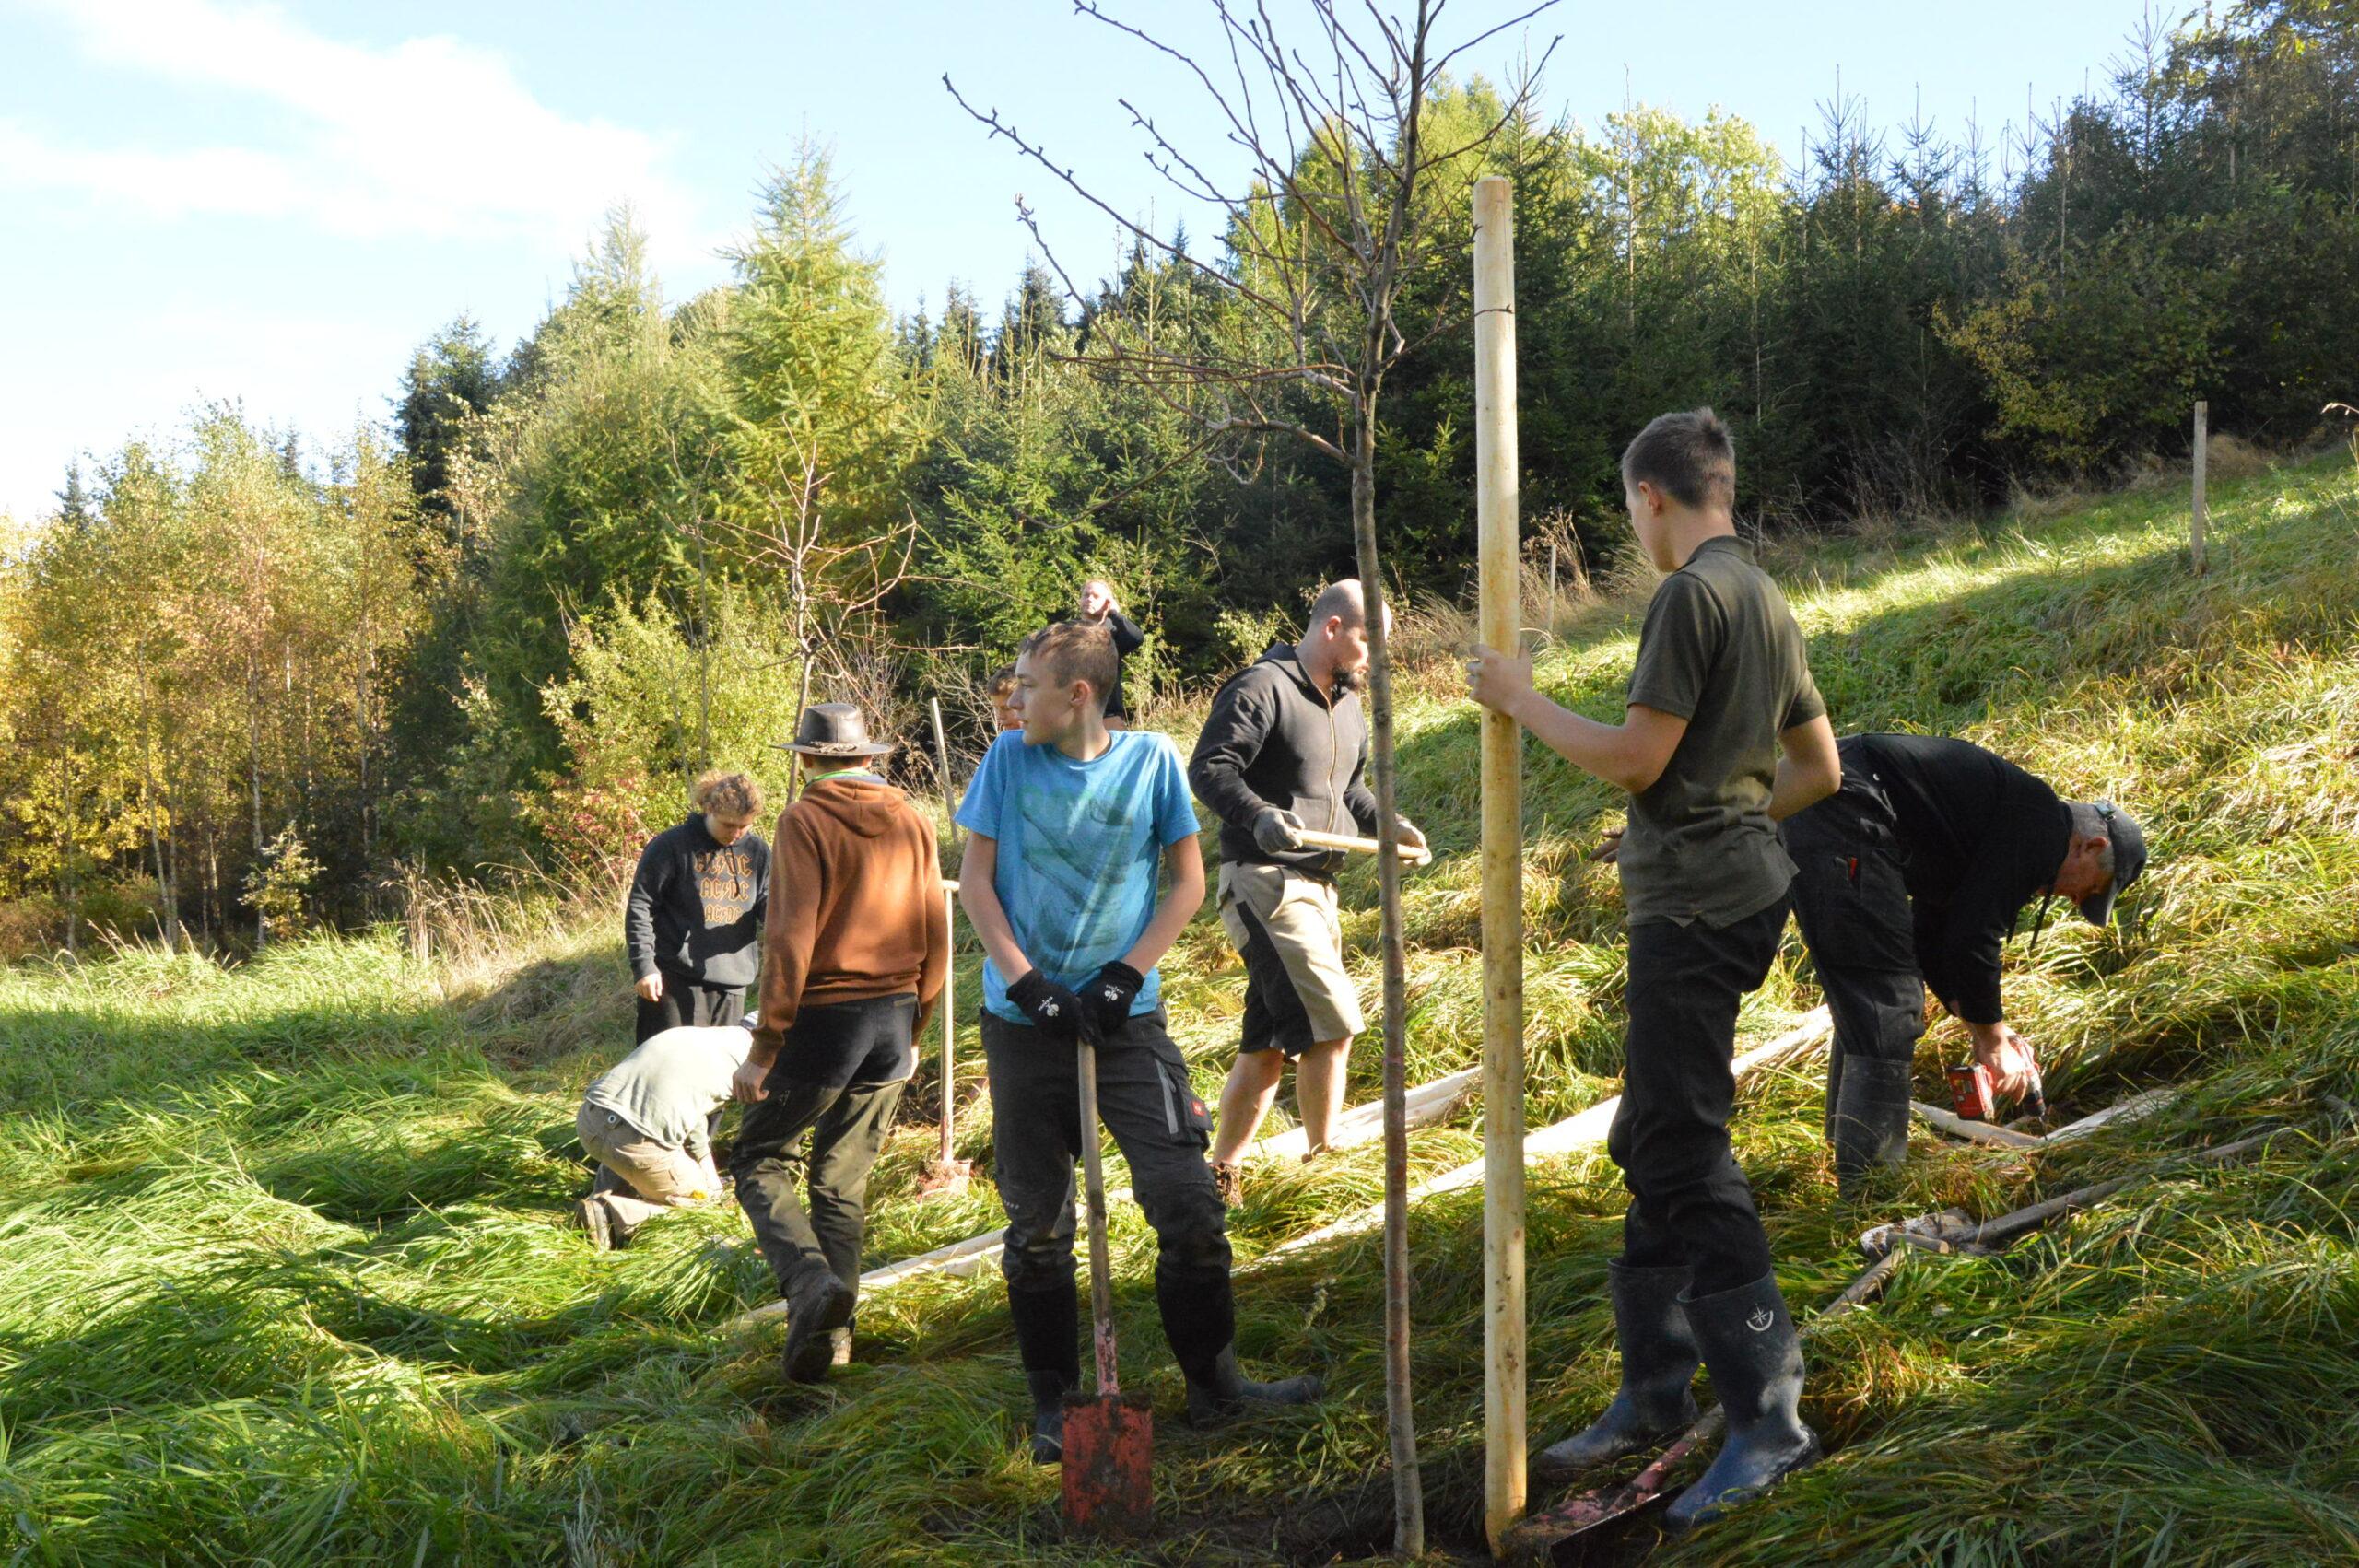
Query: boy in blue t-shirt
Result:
<box><xmin>957</xmin><ymin>619</ymin><xmax>1321</xmax><ymax>1464</ymax></box>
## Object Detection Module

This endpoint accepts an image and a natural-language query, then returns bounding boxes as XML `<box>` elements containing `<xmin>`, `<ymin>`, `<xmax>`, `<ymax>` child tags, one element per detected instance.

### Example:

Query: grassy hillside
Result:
<box><xmin>3</xmin><ymin>454</ymin><xmax>2356</xmax><ymax>1564</ymax></box>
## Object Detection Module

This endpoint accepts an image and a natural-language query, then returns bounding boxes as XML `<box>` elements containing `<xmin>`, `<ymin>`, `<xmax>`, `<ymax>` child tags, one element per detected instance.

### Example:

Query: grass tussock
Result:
<box><xmin>3</xmin><ymin>455</ymin><xmax>2357</xmax><ymax>1562</ymax></box>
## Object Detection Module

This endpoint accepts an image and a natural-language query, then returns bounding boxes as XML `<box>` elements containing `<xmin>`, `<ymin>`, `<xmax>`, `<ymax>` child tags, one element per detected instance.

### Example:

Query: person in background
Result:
<box><xmin>573</xmin><ymin>1021</ymin><xmax>752</xmax><ymax>1249</ymax></box>
<box><xmin>1073</xmin><ymin>577</ymin><xmax>1147</xmax><ymax>730</ymax></box>
<box><xmin>624</xmin><ymin>771</ymin><xmax>771</xmax><ymax>1044</ymax></box>
<box><xmin>731</xmin><ymin>703</ymin><xmax>950</xmax><ymax>1384</ymax></box>
<box><xmin>986</xmin><ymin>663</ymin><xmax>1024</xmax><ymax>732</ymax></box>
<box><xmin>1187</xmin><ymin>579</ymin><xmax>1428</xmax><ymax>1206</ymax></box>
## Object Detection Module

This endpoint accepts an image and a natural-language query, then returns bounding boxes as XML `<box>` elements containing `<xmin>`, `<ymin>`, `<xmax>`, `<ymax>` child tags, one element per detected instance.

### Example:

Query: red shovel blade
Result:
<box><xmin>1060</xmin><ymin>1390</ymin><xmax>1154</xmax><ymax>1536</ymax></box>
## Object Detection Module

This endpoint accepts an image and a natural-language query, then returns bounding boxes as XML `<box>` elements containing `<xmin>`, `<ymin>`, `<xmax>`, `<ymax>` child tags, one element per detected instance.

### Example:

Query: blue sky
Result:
<box><xmin>0</xmin><ymin>0</ymin><xmax>2162</xmax><ymax>522</ymax></box>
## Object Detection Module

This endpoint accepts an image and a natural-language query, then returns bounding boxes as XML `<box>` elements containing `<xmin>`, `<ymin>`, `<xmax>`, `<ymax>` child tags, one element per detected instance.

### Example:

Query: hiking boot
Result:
<box><xmin>1181</xmin><ymin>1346</ymin><xmax>1324</xmax><ymax>1426</ymax></box>
<box><xmin>1665</xmin><ymin>1272</ymin><xmax>1820</xmax><ymax>1530</ymax></box>
<box><xmin>1532</xmin><ymin>1262</ymin><xmax>1700</xmax><ymax>1483</ymax></box>
<box><xmin>1026</xmin><ymin>1369</ymin><xmax>1073</xmax><ymax>1463</ymax></box>
<box><xmin>1831</xmin><ymin>1056</ymin><xmax>1914</xmax><ymax>1198</ymax></box>
<box><xmin>571</xmin><ymin>1196</ymin><xmax>618</xmax><ymax>1251</ymax></box>
<box><xmin>1212</xmin><ymin>1162</ymin><xmax>1244</xmax><ymax>1208</ymax></box>
<box><xmin>780</xmin><ymin>1270</ymin><xmax>856</xmax><ymax>1385</ymax></box>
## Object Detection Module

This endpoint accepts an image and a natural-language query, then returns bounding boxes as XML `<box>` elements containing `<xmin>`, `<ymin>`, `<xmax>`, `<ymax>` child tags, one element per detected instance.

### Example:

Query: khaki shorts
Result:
<box><xmin>1216</xmin><ymin>860</ymin><xmax>1365</xmax><ymax>1056</ymax></box>
<box><xmin>576</xmin><ymin>1102</ymin><xmax>722</xmax><ymax>1209</ymax></box>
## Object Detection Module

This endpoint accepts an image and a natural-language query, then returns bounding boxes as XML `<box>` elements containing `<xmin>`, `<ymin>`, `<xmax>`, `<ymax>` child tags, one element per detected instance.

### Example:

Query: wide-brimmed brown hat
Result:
<box><xmin>773</xmin><ymin>702</ymin><xmax>893</xmax><ymax>759</ymax></box>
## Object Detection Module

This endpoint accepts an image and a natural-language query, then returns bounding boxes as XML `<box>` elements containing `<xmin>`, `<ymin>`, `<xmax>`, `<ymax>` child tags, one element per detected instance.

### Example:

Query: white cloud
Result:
<box><xmin>0</xmin><ymin>0</ymin><xmax>700</xmax><ymax>248</ymax></box>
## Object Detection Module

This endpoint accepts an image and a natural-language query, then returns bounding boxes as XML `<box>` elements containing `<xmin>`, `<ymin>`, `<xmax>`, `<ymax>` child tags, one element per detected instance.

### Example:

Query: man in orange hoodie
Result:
<box><xmin>730</xmin><ymin>702</ymin><xmax>950</xmax><ymax>1384</ymax></box>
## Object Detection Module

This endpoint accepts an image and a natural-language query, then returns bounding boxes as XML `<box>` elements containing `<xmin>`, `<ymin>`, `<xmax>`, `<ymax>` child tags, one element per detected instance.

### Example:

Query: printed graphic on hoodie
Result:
<box><xmin>694</xmin><ymin>848</ymin><xmax>759</xmax><ymax>930</ymax></box>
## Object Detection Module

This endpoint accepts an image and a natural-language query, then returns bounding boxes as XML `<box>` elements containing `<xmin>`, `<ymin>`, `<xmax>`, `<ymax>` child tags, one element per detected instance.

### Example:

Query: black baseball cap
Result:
<box><xmin>2077</xmin><ymin>801</ymin><xmax>2147</xmax><ymax>926</ymax></box>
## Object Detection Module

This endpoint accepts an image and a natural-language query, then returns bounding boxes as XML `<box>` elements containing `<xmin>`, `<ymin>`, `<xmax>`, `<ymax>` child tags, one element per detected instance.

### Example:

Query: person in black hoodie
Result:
<box><xmin>624</xmin><ymin>771</ymin><xmax>772</xmax><ymax>1044</ymax></box>
<box><xmin>1780</xmin><ymin>733</ymin><xmax>2146</xmax><ymax>1193</ymax></box>
<box><xmin>1188</xmin><ymin>579</ymin><xmax>1428</xmax><ymax>1206</ymax></box>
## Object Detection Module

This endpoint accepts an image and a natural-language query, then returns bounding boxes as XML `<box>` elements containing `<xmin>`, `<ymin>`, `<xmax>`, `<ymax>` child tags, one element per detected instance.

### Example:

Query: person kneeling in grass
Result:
<box><xmin>731</xmin><ymin>703</ymin><xmax>950</xmax><ymax>1385</ymax></box>
<box><xmin>957</xmin><ymin>619</ymin><xmax>1321</xmax><ymax>1465</ymax></box>
<box><xmin>575</xmin><ymin>1023</ymin><xmax>749</xmax><ymax>1249</ymax></box>
<box><xmin>1469</xmin><ymin>408</ymin><xmax>1842</xmax><ymax>1529</ymax></box>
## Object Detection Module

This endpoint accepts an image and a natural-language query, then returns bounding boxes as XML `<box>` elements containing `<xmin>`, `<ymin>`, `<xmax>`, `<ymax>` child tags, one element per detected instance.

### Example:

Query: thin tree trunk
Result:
<box><xmin>1349</xmin><ymin>396</ymin><xmax>1423</xmax><ymax>1557</ymax></box>
<box><xmin>138</xmin><ymin>655</ymin><xmax>181</xmax><ymax>951</ymax></box>
<box><xmin>248</xmin><ymin>649</ymin><xmax>266</xmax><ymax>947</ymax></box>
<box><xmin>57</xmin><ymin>750</ymin><xmax>76</xmax><ymax>957</ymax></box>
<box><xmin>790</xmin><ymin>565</ymin><xmax>813</xmax><ymax>800</ymax></box>
<box><xmin>357</xmin><ymin>659</ymin><xmax>372</xmax><ymax>867</ymax></box>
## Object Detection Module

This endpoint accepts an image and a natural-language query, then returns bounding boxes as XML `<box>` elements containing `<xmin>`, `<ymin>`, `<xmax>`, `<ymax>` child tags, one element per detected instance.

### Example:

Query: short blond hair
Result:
<box><xmin>691</xmin><ymin>770</ymin><xmax>764</xmax><ymax>820</ymax></box>
<box><xmin>1021</xmin><ymin>620</ymin><xmax>1118</xmax><ymax>701</ymax></box>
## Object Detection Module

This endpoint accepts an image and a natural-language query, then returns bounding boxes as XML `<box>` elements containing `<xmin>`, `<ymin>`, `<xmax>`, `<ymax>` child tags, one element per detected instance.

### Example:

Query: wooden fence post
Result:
<box><xmin>2191</xmin><ymin>400</ymin><xmax>2209</xmax><ymax>575</ymax></box>
<box><xmin>1474</xmin><ymin>172</ymin><xmax>1528</xmax><ymax>1556</ymax></box>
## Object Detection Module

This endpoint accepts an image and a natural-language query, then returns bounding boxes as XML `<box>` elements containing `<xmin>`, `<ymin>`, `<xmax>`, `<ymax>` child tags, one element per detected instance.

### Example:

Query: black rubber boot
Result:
<box><xmin>1180</xmin><ymin>1346</ymin><xmax>1324</xmax><ymax>1426</ymax></box>
<box><xmin>780</xmin><ymin>1268</ymin><xmax>855</xmax><ymax>1385</ymax></box>
<box><xmin>1666</xmin><ymin>1272</ymin><xmax>1820</xmax><ymax>1530</ymax></box>
<box><xmin>1009</xmin><ymin>1281</ymin><xmax>1081</xmax><ymax>1464</ymax></box>
<box><xmin>1532</xmin><ymin>1262</ymin><xmax>1700</xmax><ymax>1483</ymax></box>
<box><xmin>1156</xmin><ymin>1270</ymin><xmax>1321</xmax><ymax>1426</ymax></box>
<box><xmin>1025</xmin><ymin>1370</ymin><xmax>1072</xmax><ymax>1463</ymax></box>
<box><xmin>1831</xmin><ymin>1056</ymin><xmax>1915</xmax><ymax>1197</ymax></box>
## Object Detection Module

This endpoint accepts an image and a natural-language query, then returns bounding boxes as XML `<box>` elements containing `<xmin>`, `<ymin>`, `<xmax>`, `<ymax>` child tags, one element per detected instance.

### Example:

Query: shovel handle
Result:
<box><xmin>1291</xmin><ymin>827</ymin><xmax>1431</xmax><ymax>863</ymax></box>
<box><xmin>1076</xmin><ymin>1034</ymin><xmax>1119</xmax><ymax>1396</ymax></box>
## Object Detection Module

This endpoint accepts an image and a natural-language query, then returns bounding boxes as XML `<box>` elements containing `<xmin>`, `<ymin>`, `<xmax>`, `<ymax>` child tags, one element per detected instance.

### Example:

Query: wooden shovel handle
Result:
<box><xmin>1076</xmin><ymin>1036</ymin><xmax>1119</xmax><ymax>1396</ymax></box>
<box><xmin>1293</xmin><ymin>827</ymin><xmax>1431</xmax><ymax>861</ymax></box>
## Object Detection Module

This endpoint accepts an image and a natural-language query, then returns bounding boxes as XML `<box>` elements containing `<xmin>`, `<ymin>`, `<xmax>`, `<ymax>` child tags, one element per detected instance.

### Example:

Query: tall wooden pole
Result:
<box><xmin>932</xmin><ymin>698</ymin><xmax>963</xmax><ymax>1176</ymax></box>
<box><xmin>2191</xmin><ymin>399</ymin><xmax>2209</xmax><ymax>575</ymax></box>
<box><xmin>1473</xmin><ymin>173</ymin><xmax>1527</xmax><ymax>1555</ymax></box>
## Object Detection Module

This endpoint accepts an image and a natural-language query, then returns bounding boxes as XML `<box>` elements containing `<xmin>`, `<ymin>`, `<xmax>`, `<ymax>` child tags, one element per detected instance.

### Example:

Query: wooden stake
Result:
<box><xmin>931</xmin><ymin>699</ymin><xmax>966</xmax><ymax>1183</ymax></box>
<box><xmin>1473</xmin><ymin>172</ymin><xmax>1527</xmax><ymax>1555</ymax></box>
<box><xmin>2191</xmin><ymin>399</ymin><xmax>2209</xmax><ymax>575</ymax></box>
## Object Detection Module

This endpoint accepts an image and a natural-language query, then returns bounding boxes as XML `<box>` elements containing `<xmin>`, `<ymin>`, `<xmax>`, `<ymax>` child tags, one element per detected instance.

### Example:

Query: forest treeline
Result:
<box><xmin>3</xmin><ymin>0</ymin><xmax>2353</xmax><ymax>952</ymax></box>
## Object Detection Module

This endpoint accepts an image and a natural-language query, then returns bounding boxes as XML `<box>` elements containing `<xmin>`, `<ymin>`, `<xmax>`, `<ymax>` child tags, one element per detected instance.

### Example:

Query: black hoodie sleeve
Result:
<box><xmin>1107</xmin><ymin>610</ymin><xmax>1146</xmax><ymax>657</ymax></box>
<box><xmin>1920</xmin><ymin>858</ymin><xmax>2020</xmax><ymax>1026</ymax></box>
<box><xmin>1188</xmin><ymin>670</ymin><xmax>1280</xmax><ymax>830</ymax></box>
<box><xmin>1344</xmin><ymin>731</ymin><xmax>1380</xmax><ymax>835</ymax></box>
<box><xmin>623</xmin><ymin>834</ymin><xmax>670</xmax><ymax>980</ymax></box>
<box><xmin>1921</xmin><ymin>778</ymin><xmax>2065</xmax><ymax>1027</ymax></box>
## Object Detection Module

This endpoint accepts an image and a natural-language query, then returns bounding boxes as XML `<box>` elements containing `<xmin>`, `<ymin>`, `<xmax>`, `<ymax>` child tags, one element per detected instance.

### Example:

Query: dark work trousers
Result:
<box><xmin>1607</xmin><ymin>896</ymin><xmax>1790</xmax><ymax>1295</ymax></box>
<box><xmin>730</xmin><ymin>994</ymin><xmax>915</xmax><ymax>1302</ymax></box>
<box><xmin>635</xmin><ymin>975</ymin><xmax>747</xmax><ymax>1044</ymax></box>
<box><xmin>1781</xmin><ymin>785</ymin><xmax>1929</xmax><ymax>1138</ymax></box>
<box><xmin>981</xmin><ymin>1007</ymin><xmax>1235</xmax><ymax>1375</ymax></box>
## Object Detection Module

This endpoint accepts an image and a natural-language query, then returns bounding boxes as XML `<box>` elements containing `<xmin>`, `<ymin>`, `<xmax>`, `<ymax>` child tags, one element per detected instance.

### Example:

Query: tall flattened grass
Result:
<box><xmin>0</xmin><ymin>456</ymin><xmax>2355</xmax><ymax>1562</ymax></box>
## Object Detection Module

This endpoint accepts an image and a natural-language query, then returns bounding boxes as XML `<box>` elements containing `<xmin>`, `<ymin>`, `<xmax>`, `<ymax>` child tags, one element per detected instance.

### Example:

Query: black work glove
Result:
<box><xmin>1006</xmin><ymin>968</ymin><xmax>1086</xmax><ymax>1045</ymax></box>
<box><xmin>1086</xmin><ymin>961</ymin><xmax>1144</xmax><ymax>1040</ymax></box>
<box><xmin>1252</xmin><ymin>806</ymin><xmax>1307</xmax><ymax>855</ymax></box>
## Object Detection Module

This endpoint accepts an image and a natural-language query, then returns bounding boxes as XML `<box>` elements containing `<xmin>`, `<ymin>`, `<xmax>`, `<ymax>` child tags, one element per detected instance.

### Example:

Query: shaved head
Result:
<box><xmin>1297</xmin><ymin>578</ymin><xmax>1383</xmax><ymax>695</ymax></box>
<box><xmin>1308</xmin><ymin>579</ymin><xmax>1367</xmax><ymax>629</ymax></box>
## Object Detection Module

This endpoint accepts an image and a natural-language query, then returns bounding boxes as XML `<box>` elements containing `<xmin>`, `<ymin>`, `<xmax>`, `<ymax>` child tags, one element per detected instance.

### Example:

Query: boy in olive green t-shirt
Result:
<box><xmin>1468</xmin><ymin>408</ymin><xmax>1842</xmax><ymax>1529</ymax></box>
